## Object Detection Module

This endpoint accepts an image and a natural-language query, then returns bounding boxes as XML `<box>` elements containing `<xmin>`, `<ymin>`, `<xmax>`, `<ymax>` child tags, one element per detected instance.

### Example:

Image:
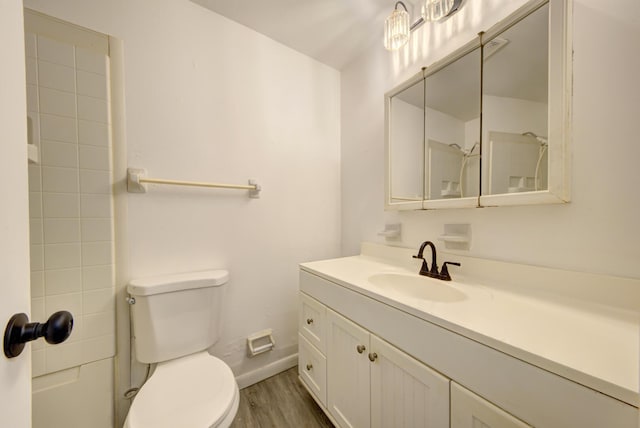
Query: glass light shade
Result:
<box><xmin>422</xmin><ymin>0</ymin><xmax>455</xmax><ymax>22</ymax></box>
<box><xmin>384</xmin><ymin>8</ymin><xmax>410</xmax><ymax>51</ymax></box>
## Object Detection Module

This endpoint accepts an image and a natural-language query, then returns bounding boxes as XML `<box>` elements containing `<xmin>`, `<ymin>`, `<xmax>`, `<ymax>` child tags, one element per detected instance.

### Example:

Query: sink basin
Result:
<box><xmin>368</xmin><ymin>273</ymin><xmax>466</xmax><ymax>303</ymax></box>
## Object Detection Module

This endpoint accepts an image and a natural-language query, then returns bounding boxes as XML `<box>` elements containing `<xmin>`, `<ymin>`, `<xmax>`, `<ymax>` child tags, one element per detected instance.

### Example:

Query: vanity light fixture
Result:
<box><xmin>421</xmin><ymin>0</ymin><xmax>462</xmax><ymax>22</ymax></box>
<box><xmin>384</xmin><ymin>0</ymin><xmax>463</xmax><ymax>51</ymax></box>
<box><xmin>384</xmin><ymin>1</ymin><xmax>424</xmax><ymax>51</ymax></box>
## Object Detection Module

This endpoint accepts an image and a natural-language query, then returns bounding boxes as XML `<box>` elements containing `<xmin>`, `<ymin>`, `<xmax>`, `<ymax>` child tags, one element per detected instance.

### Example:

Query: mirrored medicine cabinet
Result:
<box><xmin>385</xmin><ymin>0</ymin><xmax>572</xmax><ymax>211</ymax></box>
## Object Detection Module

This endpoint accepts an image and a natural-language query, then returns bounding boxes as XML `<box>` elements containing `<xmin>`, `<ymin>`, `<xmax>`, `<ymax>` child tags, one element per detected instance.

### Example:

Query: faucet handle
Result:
<box><xmin>412</xmin><ymin>255</ymin><xmax>429</xmax><ymax>275</ymax></box>
<box><xmin>440</xmin><ymin>262</ymin><xmax>461</xmax><ymax>281</ymax></box>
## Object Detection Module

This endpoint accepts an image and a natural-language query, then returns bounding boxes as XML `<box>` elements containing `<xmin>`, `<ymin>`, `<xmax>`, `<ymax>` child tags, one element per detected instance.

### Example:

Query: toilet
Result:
<box><xmin>124</xmin><ymin>270</ymin><xmax>239</xmax><ymax>428</ymax></box>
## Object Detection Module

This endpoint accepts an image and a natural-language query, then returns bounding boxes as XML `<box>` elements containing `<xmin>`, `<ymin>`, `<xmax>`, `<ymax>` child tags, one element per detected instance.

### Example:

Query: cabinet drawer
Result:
<box><xmin>299</xmin><ymin>292</ymin><xmax>327</xmax><ymax>352</ymax></box>
<box><xmin>451</xmin><ymin>382</ymin><xmax>531</xmax><ymax>428</ymax></box>
<box><xmin>298</xmin><ymin>333</ymin><xmax>327</xmax><ymax>407</ymax></box>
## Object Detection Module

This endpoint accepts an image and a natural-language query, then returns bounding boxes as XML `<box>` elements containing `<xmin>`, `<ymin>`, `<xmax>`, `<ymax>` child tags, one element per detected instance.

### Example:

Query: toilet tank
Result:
<box><xmin>127</xmin><ymin>270</ymin><xmax>229</xmax><ymax>364</ymax></box>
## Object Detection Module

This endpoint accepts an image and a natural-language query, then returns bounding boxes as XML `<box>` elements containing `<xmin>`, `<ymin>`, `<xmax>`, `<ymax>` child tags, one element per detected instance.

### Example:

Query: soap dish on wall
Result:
<box><xmin>438</xmin><ymin>224</ymin><xmax>471</xmax><ymax>251</ymax></box>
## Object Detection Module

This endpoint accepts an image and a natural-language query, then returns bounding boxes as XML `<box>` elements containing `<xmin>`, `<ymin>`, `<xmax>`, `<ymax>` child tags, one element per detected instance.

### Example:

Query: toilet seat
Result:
<box><xmin>125</xmin><ymin>352</ymin><xmax>239</xmax><ymax>428</ymax></box>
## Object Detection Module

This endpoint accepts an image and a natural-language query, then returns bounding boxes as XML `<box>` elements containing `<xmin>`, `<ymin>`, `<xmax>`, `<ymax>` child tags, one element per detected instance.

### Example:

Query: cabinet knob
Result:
<box><xmin>306</xmin><ymin>363</ymin><xmax>313</xmax><ymax>371</ymax></box>
<box><xmin>368</xmin><ymin>352</ymin><xmax>378</xmax><ymax>362</ymax></box>
<box><xmin>306</xmin><ymin>318</ymin><xmax>314</xmax><ymax>325</ymax></box>
<box><xmin>356</xmin><ymin>344</ymin><xmax>366</xmax><ymax>354</ymax></box>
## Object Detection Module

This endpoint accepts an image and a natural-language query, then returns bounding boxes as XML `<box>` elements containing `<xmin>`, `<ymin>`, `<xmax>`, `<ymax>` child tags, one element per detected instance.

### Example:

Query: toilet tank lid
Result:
<box><xmin>127</xmin><ymin>270</ymin><xmax>229</xmax><ymax>296</ymax></box>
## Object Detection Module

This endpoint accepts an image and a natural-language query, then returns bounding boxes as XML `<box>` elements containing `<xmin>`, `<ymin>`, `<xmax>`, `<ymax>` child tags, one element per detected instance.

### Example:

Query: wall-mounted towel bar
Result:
<box><xmin>127</xmin><ymin>168</ymin><xmax>261</xmax><ymax>198</ymax></box>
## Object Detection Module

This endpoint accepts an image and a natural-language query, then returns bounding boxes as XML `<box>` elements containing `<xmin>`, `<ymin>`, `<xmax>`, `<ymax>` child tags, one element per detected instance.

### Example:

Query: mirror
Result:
<box><xmin>482</xmin><ymin>3</ymin><xmax>549</xmax><ymax>196</ymax></box>
<box><xmin>384</xmin><ymin>0</ymin><xmax>570</xmax><ymax>210</ymax></box>
<box><xmin>425</xmin><ymin>47</ymin><xmax>481</xmax><ymax>202</ymax></box>
<box><xmin>387</xmin><ymin>76</ymin><xmax>425</xmax><ymax>207</ymax></box>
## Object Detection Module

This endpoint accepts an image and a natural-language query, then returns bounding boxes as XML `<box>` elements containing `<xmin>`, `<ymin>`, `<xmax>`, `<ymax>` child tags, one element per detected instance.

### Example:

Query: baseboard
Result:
<box><xmin>235</xmin><ymin>353</ymin><xmax>298</xmax><ymax>389</ymax></box>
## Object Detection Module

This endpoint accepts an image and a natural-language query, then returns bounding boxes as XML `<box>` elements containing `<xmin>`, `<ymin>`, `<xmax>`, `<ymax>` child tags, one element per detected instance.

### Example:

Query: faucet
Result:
<box><xmin>413</xmin><ymin>241</ymin><xmax>460</xmax><ymax>281</ymax></box>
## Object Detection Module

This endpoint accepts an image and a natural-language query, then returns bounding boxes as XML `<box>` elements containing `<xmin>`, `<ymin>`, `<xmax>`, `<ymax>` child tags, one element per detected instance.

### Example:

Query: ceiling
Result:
<box><xmin>189</xmin><ymin>0</ymin><xmax>421</xmax><ymax>70</ymax></box>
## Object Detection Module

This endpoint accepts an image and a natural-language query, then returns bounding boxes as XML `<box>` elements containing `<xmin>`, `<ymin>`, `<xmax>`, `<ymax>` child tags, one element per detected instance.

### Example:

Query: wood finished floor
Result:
<box><xmin>230</xmin><ymin>366</ymin><xmax>334</xmax><ymax>428</ymax></box>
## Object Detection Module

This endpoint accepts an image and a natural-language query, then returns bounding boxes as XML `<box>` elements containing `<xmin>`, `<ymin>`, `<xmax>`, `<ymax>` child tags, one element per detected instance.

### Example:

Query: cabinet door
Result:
<box><xmin>370</xmin><ymin>335</ymin><xmax>449</xmax><ymax>428</ymax></box>
<box><xmin>327</xmin><ymin>309</ymin><xmax>371</xmax><ymax>428</ymax></box>
<box><xmin>299</xmin><ymin>333</ymin><xmax>327</xmax><ymax>406</ymax></box>
<box><xmin>300</xmin><ymin>292</ymin><xmax>327</xmax><ymax>352</ymax></box>
<box><xmin>451</xmin><ymin>382</ymin><xmax>531</xmax><ymax>428</ymax></box>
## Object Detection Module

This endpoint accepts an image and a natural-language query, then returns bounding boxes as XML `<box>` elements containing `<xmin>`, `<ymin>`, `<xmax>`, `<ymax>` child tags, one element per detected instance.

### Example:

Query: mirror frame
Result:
<box><xmin>383</xmin><ymin>0</ymin><xmax>572</xmax><ymax>210</ymax></box>
<box><xmin>384</xmin><ymin>70</ymin><xmax>426</xmax><ymax>211</ymax></box>
<box><xmin>479</xmin><ymin>0</ymin><xmax>572</xmax><ymax>207</ymax></box>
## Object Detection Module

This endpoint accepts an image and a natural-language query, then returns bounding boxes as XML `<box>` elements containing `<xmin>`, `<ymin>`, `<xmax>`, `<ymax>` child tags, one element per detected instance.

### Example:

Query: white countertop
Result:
<box><xmin>300</xmin><ymin>244</ymin><xmax>639</xmax><ymax>407</ymax></box>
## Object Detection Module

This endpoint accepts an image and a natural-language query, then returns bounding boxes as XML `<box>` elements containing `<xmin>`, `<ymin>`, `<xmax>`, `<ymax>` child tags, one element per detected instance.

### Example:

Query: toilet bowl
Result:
<box><xmin>125</xmin><ymin>270</ymin><xmax>239</xmax><ymax>427</ymax></box>
<box><xmin>124</xmin><ymin>352</ymin><xmax>239</xmax><ymax>428</ymax></box>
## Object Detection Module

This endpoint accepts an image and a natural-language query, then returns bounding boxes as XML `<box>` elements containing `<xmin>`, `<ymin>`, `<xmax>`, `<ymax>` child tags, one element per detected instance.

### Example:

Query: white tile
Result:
<box><xmin>38</xmin><ymin>60</ymin><xmax>75</xmax><ymax>92</ymax></box>
<box><xmin>83</xmin><ymin>289</ymin><xmax>114</xmax><ymax>314</ymax></box>
<box><xmin>26</xmin><ymin>84</ymin><xmax>38</xmax><ymax>111</ymax></box>
<box><xmin>80</xmin><ymin>170</ymin><xmax>111</xmax><ymax>194</ymax></box>
<box><xmin>77</xmin><ymin>71</ymin><xmax>107</xmax><ymax>99</ymax></box>
<box><xmin>30</xmin><ymin>218</ymin><xmax>43</xmax><ymax>244</ymax></box>
<box><xmin>42</xmin><ymin>193</ymin><xmax>80</xmax><ymax>218</ymax></box>
<box><xmin>81</xmin><ymin>242</ymin><xmax>113</xmax><ymax>266</ymax></box>
<box><xmin>81</xmin><ymin>218</ymin><xmax>112</xmax><ymax>242</ymax></box>
<box><xmin>44</xmin><ymin>243</ymin><xmax>81</xmax><ymax>269</ymax></box>
<box><xmin>81</xmin><ymin>335</ymin><xmax>115</xmax><ymax>362</ymax></box>
<box><xmin>31</xmin><ymin>271</ymin><xmax>45</xmax><ymax>298</ymax></box>
<box><xmin>42</xmin><ymin>167</ymin><xmax>78</xmax><ymax>193</ymax></box>
<box><xmin>44</xmin><ymin>218</ymin><xmax>81</xmax><ymax>244</ymax></box>
<box><xmin>26</xmin><ymin>57</ymin><xmax>38</xmax><ymax>85</ymax></box>
<box><xmin>45</xmin><ymin>341</ymin><xmax>83</xmax><ymax>373</ymax></box>
<box><xmin>41</xmin><ymin>140</ymin><xmax>78</xmax><ymax>168</ymax></box>
<box><xmin>39</xmin><ymin>87</ymin><xmax>76</xmax><ymax>117</ymax></box>
<box><xmin>30</xmin><ymin>192</ymin><xmax>43</xmax><ymax>218</ymax></box>
<box><xmin>80</xmin><ymin>194</ymin><xmax>111</xmax><ymax>218</ymax></box>
<box><xmin>31</xmin><ymin>297</ymin><xmax>45</xmax><ymax>323</ymax></box>
<box><xmin>27</xmin><ymin>113</ymin><xmax>40</xmax><ymax>147</ymax></box>
<box><xmin>30</xmin><ymin>244</ymin><xmax>44</xmax><ymax>271</ymax></box>
<box><xmin>79</xmin><ymin>145</ymin><xmax>110</xmax><ymax>171</ymax></box>
<box><xmin>82</xmin><ymin>312</ymin><xmax>114</xmax><ymax>338</ymax></box>
<box><xmin>25</xmin><ymin>32</ymin><xmax>37</xmax><ymax>58</ymax></box>
<box><xmin>45</xmin><ymin>292</ymin><xmax>82</xmax><ymax>319</ymax></box>
<box><xmin>29</xmin><ymin>165</ymin><xmax>42</xmax><ymax>191</ymax></box>
<box><xmin>82</xmin><ymin>265</ymin><xmax>114</xmax><ymax>290</ymax></box>
<box><xmin>24</xmin><ymin>58</ymin><xmax>38</xmax><ymax>87</ymax></box>
<box><xmin>45</xmin><ymin>269</ymin><xmax>82</xmax><ymax>295</ymax></box>
<box><xmin>77</xmin><ymin>95</ymin><xmax>108</xmax><ymax>123</ymax></box>
<box><xmin>37</xmin><ymin>36</ymin><xmax>74</xmax><ymax>67</ymax></box>
<box><xmin>40</xmin><ymin>114</ymin><xmax>77</xmax><ymax>143</ymax></box>
<box><xmin>78</xmin><ymin>120</ymin><xmax>109</xmax><ymax>146</ymax></box>
<box><xmin>32</xmin><ymin>349</ymin><xmax>46</xmax><ymax>377</ymax></box>
<box><xmin>76</xmin><ymin>47</ymin><xmax>106</xmax><ymax>75</ymax></box>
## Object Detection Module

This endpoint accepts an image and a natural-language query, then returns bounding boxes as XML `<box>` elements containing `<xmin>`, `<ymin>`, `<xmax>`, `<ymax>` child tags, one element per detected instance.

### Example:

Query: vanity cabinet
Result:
<box><xmin>451</xmin><ymin>382</ymin><xmax>530</xmax><ymax>428</ymax></box>
<box><xmin>300</xmin><ymin>293</ymin><xmax>452</xmax><ymax>428</ymax></box>
<box><xmin>298</xmin><ymin>266</ymin><xmax>637</xmax><ymax>428</ymax></box>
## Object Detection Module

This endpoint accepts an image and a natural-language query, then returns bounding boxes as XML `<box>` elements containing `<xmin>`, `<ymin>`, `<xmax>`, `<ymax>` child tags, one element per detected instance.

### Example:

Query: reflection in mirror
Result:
<box><xmin>426</xmin><ymin>48</ymin><xmax>481</xmax><ymax>200</ymax></box>
<box><xmin>389</xmin><ymin>78</ymin><xmax>425</xmax><ymax>203</ymax></box>
<box><xmin>482</xmin><ymin>3</ymin><xmax>549</xmax><ymax>195</ymax></box>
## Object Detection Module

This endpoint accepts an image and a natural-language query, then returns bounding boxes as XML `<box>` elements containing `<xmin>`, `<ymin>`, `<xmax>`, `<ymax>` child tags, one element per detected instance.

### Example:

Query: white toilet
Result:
<box><xmin>124</xmin><ymin>270</ymin><xmax>239</xmax><ymax>428</ymax></box>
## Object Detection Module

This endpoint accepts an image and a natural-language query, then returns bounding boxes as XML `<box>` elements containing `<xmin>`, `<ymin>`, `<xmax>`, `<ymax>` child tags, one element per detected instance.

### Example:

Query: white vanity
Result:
<box><xmin>297</xmin><ymin>243</ymin><xmax>639</xmax><ymax>428</ymax></box>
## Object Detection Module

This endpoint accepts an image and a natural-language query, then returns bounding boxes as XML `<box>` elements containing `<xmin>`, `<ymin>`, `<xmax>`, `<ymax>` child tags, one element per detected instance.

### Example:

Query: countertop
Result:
<box><xmin>300</xmin><ymin>243</ymin><xmax>639</xmax><ymax>407</ymax></box>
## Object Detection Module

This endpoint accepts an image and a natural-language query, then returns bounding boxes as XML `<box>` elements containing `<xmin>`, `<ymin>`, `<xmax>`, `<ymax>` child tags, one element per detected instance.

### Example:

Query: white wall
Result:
<box><xmin>24</xmin><ymin>0</ymin><xmax>341</xmax><ymax>425</ymax></box>
<box><xmin>342</xmin><ymin>0</ymin><xmax>640</xmax><ymax>280</ymax></box>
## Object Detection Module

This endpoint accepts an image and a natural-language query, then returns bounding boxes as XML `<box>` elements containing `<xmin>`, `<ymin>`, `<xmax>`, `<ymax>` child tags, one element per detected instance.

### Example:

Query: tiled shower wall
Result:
<box><xmin>26</xmin><ymin>28</ymin><xmax>115</xmax><ymax>377</ymax></box>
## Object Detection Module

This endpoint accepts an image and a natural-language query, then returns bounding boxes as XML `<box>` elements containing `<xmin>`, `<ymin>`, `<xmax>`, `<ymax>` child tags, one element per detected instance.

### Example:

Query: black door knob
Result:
<box><xmin>4</xmin><ymin>311</ymin><xmax>74</xmax><ymax>358</ymax></box>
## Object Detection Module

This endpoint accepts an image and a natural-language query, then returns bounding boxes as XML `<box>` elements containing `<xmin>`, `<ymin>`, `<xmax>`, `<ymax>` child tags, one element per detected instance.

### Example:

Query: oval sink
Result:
<box><xmin>368</xmin><ymin>273</ymin><xmax>466</xmax><ymax>303</ymax></box>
